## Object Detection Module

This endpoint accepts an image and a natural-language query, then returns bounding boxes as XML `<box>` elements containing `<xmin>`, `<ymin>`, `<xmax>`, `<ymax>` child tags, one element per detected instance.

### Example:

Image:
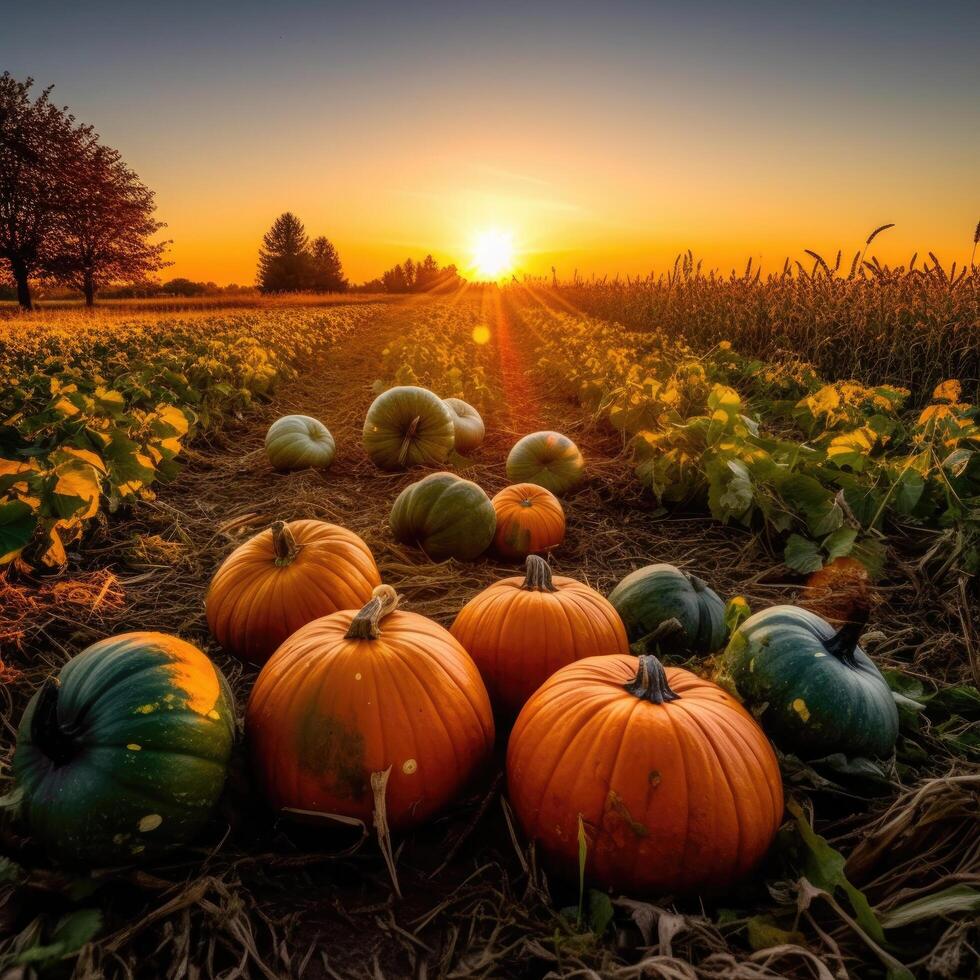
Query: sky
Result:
<box><xmin>3</xmin><ymin>0</ymin><xmax>978</xmax><ymax>284</ymax></box>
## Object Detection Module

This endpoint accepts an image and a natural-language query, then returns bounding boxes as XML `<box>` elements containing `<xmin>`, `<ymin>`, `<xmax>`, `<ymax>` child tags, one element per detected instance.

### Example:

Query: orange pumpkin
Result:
<box><xmin>246</xmin><ymin>585</ymin><xmax>495</xmax><ymax>829</ymax></box>
<box><xmin>450</xmin><ymin>555</ymin><xmax>629</xmax><ymax>717</ymax></box>
<box><xmin>491</xmin><ymin>483</ymin><xmax>565</xmax><ymax>560</ymax></box>
<box><xmin>507</xmin><ymin>653</ymin><xmax>784</xmax><ymax>895</ymax></box>
<box><xmin>206</xmin><ymin>520</ymin><xmax>381</xmax><ymax>666</ymax></box>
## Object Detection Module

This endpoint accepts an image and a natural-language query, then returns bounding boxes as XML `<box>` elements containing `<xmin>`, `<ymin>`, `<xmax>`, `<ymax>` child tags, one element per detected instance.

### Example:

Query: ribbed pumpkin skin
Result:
<box><xmin>206</xmin><ymin>520</ymin><xmax>381</xmax><ymax>665</ymax></box>
<box><xmin>506</xmin><ymin>431</ymin><xmax>585</xmax><ymax>495</ymax></box>
<box><xmin>390</xmin><ymin>471</ymin><xmax>495</xmax><ymax>562</ymax></box>
<box><xmin>265</xmin><ymin>415</ymin><xmax>336</xmax><ymax>471</ymax></box>
<box><xmin>721</xmin><ymin>605</ymin><xmax>899</xmax><ymax>759</ymax></box>
<box><xmin>507</xmin><ymin>655</ymin><xmax>783</xmax><ymax>895</ymax></box>
<box><xmin>363</xmin><ymin>386</ymin><xmax>455</xmax><ymax>470</ymax></box>
<box><xmin>491</xmin><ymin>484</ymin><xmax>565</xmax><ymax>560</ymax></box>
<box><xmin>444</xmin><ymin>397</ymin><xmax>485</xmax><ymax>454</ymax></box>
<box><xmin>451</xmin><ymin>560</ymin><xmax>629</xmax><ymax>717</ymax></box>
<box><xmin>609</xmin><ymin>564</ymin><xmax>727</xmax><ymax>653</ymax></box>
<box><xmin>14</xmin><ymin>632</ymin><xmax>234</xmax><ymax>867</ymax></box>
<box><xmin>246</xmin><ymin>602</ymin><xmax>494</xmax><ymax>829</ymax></box>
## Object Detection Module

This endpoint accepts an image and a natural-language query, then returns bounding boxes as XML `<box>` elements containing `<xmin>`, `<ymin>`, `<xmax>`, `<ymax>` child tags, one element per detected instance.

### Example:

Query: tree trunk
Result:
<box><xmin>83</xmin><ymin>273</ymin><xmax>95</xmax><ymax>307</ymax></box>
<box><xmin>11</xmin><ymin>258</ymin><xmax>33</xmax><ymax>311</ymax></box>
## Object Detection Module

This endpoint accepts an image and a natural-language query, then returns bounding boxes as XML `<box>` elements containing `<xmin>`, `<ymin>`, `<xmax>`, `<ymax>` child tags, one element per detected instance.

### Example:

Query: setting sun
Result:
<box><xmin>470</xmin><ymin>229</ymin><xmax>515</xmax><ymax>279</ymax></box>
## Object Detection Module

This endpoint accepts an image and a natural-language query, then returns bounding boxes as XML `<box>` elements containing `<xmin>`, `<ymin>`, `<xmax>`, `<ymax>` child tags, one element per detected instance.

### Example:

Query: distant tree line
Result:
<box><xmin>357</xmin><ymin>254</ymin><xmax>463</xmax><ymax>293</ymax></box>
<box><xmin>257</xmin><ymin>212</ymin><xmax>347</xmax><ymax>293</ymax></box>
<box><xmin>0</xmin><ymin>73</ymin><xmax>169</xmax><ymax>308</ymax></box>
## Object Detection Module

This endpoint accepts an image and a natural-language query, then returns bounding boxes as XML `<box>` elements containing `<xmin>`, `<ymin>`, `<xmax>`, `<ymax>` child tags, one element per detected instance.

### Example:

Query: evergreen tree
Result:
<box><xmin>309</xmin><ymin>235</ymin><xmax>347</xmax><ymax>292</ymax></box>
<box><xmin>257</xmin><ymin>212</ymin><xmax>310</xmax><ymax>292</ymax></box>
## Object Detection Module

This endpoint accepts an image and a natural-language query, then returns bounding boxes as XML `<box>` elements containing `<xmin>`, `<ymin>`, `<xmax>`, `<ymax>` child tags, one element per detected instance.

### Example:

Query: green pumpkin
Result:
<box><xmin>265</xmin><ymin>414</ymin><xmax>336</xmax><ymax>471</ymax></box>
<box><xmin>363</xmin><ymin>386</ymin><xmax>456</xmax><ymax>470</ymax></box>
<box><xmin>506</xmin><ymin>431</ymin><xmax>584</xmax><ymax>495</ymax></box>
<box><xmin>721</xmin><ymin>605</ymin><xmax>899</xmax><ymax>759</ymax></box>
<box><xmin>390</xmin><ymin>471</ymin><xmax>496</xmax><ymax>561</ymax></box>
<box><xmin>608</xmin><ymin>563</ymin><xmax>727</xmax><ymax>653</ymax></box>
<box><xmin>14</xmin><ymin>632</ymin><xmax>235</xmax><ymax>867</ymax></box>
<box><xmin>444</xmin><ymin>397</ymin><xmax>485</xmax><ymax>454</ymax></box>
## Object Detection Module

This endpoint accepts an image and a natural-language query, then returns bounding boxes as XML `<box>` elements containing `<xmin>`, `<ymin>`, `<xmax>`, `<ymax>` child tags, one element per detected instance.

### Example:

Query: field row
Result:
<box><xmin>0</xmin><ymin>305</ymin><xmax>380</xmax><ymax>568</ymax></box>
<box><xmin>513</xmin><ymin>298</ymin><xmax>980</xmax><ymax>582</ymax></box>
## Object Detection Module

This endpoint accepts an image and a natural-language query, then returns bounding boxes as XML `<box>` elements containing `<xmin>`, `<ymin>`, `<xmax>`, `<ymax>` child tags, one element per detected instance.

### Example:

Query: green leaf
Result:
<box><xmin>784</xmin><ymin>534</ymin><xmax>823</xmax><ymax>574</ymax></box>
<box><xmin>93</xmin><ymin>386</ymin><xmax>127</xmax><ymax>418</ymax></box>
<box><xmin>788</xmin><ymin>800</ymin><xmax>884</xmax><ymax>942</ymax></box>
<box><xmin>880</xmin><ymin>885</ymin><xmax>980</xmax><ymax>930</ymax></box>
<box><xmin>15</xmin><ymin>908</ymin><xmax>102</xmax><ymax>967</ymax></box>
<box><xmin>823</xmin><ymin>527</ymin><xmax>857</xmax><ymax>562</ymax></box>
<box><xmin>0</xmin><ymin>498</ymin><xmax>37</xmax><ymax>563</ymax></box>
<box><xmin>588</xmin><ymin>890</ymin><xmax>615</xmax><ymax>936</ymax></box>
<box><xmin>725</xmin><ymin>596</ymin><xmax>752</xmax><ymax>636</ymax></box>
<box><xmin>707</xmin><ymin>457</ymin><xmax>753</xmax><ymax>523</ymax></box>
<box><xmin>747</xmin><ymin>914</ymin><xmax>805</xmax><ymax>950</ymax></box>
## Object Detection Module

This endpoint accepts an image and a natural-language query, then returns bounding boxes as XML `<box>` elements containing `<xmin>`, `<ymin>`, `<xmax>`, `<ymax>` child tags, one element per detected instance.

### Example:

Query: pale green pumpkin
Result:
<box><xmin>265</xmin><ymin>415</ymin><xmax>336</xmax><ymax>471</ymax></box>
<box><xmin>363</xmin><ymin>386</ymin><xmax>455</xmax><ymax>470</ymax></box>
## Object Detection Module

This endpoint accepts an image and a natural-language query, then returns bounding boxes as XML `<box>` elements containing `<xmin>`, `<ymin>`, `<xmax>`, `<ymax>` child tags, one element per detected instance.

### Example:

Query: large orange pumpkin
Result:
<box><xmin>507</xmin><ymin>653</ymin><xmax>783</xmax><ymax>895</ymax></box>
<box><xmin>246</xmin><ymin>585</ymin><xmax>495</xmax><ymax>830</ymax></box>
<box><xmin>450</xmin><ymin>555</ymin><xmax>629</xmax><ymax>718</ymax></box>
<box><xmin>491</xmin><ymin>483</ymin><xmax>566</xmax><ymax>560</ymax></box>
<box><xmin>205</xmin><ymin>520</ymin><xmax>381</xmax><ymax>666</ymax></box>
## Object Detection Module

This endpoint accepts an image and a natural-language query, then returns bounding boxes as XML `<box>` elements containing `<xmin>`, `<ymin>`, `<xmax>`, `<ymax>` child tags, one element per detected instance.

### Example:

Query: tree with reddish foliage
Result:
<box><xmin>0</xmin><ymin>74</ymin><xmax>80</xmax><ymax>310</ymax></box>
<box><xmin>48</xmin><ymin>142</ymin><xmax>170</xmax><ymax>305</ymax></box>
<box><xmin>0</xmin><ymin>72</ymin><xmax>169</xmax><ymax>309</ymax></box>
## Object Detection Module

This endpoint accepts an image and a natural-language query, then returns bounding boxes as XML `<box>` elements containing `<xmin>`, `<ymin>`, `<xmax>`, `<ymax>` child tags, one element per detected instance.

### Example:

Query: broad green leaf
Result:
<box><xmin>826</xmin><ymin>427</ymin><xmax>875</xmax><ymax>472</ymax></box>
<box><xmin>0</xmin><ymin>498</ymin><xmax>36</xmax><ymax>563</ymax></box>
<box><xmin>787</xmin><ymin>800</ymin><xmax>884</xmax><ymax>942</ymax></box>
<box><xmin>823</xmin><ymin>527</ymin><xmax>857</xmax><ymax>562</ymax></box>
<box><xmin>784</xmin><ymin>534</ymin><xmax>823</xmax><ymax>574</ymax></box>
<box><xmin>48</xmin><ymin>459</ymin><xmax>102</xmax><ymax>520</ymax></box>
<box><xmin>94</xmin><ymin>386</ymin><xmax>127</xmax><ymax>418</ymax></box>
<box><xmin>588</xmin><ymin>890</ymin><xmax>615</xmax><ymax>936</ymax></box>
<box><xmin>707</xmin><ymin>457</ymin><xmax>753</xmax><ymax>523</ymax></box>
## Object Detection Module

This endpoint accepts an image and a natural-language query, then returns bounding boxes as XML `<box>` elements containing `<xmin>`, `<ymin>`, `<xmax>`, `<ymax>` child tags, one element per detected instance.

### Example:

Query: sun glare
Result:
<box><xmin>471</xmin><ymin>229</ymin><xmax>515</xmax><ymax>279</ymax></box>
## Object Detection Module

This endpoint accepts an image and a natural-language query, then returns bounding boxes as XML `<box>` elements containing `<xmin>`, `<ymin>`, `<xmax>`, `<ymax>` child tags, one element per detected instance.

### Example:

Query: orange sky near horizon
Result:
<box><xmin>5</xmin><ymin>2</ymin><xmax>979</xmax><ymax>286</ymax></box>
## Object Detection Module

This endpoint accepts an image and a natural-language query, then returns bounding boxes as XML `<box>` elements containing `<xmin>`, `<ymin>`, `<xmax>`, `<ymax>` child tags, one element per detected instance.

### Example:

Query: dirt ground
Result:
<box><xmin>2</xmin><ymin>295</ymin><xmax>977</xmax><ymax>979</ymax></box>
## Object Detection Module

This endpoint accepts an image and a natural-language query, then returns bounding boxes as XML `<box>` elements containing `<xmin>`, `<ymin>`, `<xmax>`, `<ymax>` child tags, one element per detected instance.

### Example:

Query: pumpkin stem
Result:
<box><xmin>397</xmin><ymin>416</ymin><xmax>422</xmax><ymax>467</ymax></box>
<box><xmin>683</xmin><ymin>571</ymin><xmax>708</xmax><ymax>592</ymax></box>
<box><xmin>346</xmin><ymin>585</ymin><xmax>401</xmax><ymax>640</ymax></box>
<box><xmin>624</xmin><ymin>654</ymin><xmax>681</xmax><ymax>704</ymax></box>
<box><xmin>520</xmin><ymin>554</ymin><xmax>557</xmax><ymax>592</ymax></box>
<box><xmin>271</xmin><ymin>521</ymin><xmax>301</xmax><ymax>566</ymax></box>
<box><xmin>823</xmin><ymin>605</ymin><xmax>870</xmax><ymax>668</ymax></box>
<box><xmin>30</xmin><ymin>678</ymin><xmax>79</xmax><ymax>767</ymax></box>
